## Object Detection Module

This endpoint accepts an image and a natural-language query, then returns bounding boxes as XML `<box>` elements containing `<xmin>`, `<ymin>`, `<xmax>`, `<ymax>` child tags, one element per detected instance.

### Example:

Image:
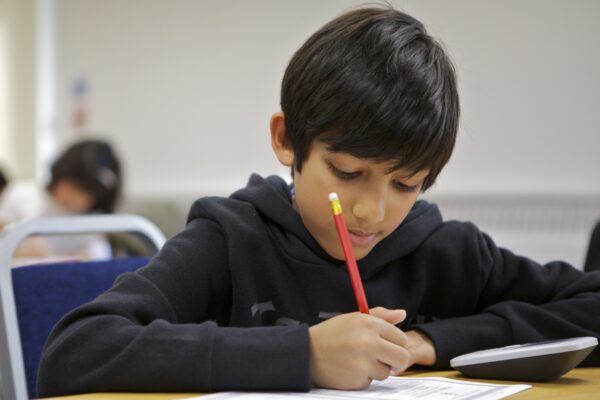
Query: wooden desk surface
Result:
<box><xmin>46</xmin><ymin>367</ymin><xmax>600</xmax><ymax>399</ymax></box>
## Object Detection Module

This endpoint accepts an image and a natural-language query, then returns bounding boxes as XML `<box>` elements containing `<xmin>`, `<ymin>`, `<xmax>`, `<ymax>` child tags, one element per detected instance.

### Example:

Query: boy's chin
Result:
<box><xmin>353</xmin><ymin>248</ymin><xmax>373</xmax><ymax>261</ymax></box>
<box><xmin>324</xmin><ymin>245</ymin><xmax>374</xmax><ymax>261</ymax></box>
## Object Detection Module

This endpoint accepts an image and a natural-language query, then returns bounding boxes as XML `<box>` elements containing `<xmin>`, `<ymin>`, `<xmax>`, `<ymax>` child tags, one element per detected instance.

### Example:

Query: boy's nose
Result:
<box><xmin>352</xmin><ymin>192</ymin><xmax>386</xmax><ymax>225</ymax></box>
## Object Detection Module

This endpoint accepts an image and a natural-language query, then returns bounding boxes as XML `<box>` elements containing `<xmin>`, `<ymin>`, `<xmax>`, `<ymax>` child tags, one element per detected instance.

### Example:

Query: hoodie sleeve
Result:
<box><xmin>414</xmin><ymin>223</ymin><xmax>600</xmax><ymax>369</ymax></box>
<box><xmin>37</xmin><ymin>218</ymin><xmax>310</xmax><ymax>397</ymax></box>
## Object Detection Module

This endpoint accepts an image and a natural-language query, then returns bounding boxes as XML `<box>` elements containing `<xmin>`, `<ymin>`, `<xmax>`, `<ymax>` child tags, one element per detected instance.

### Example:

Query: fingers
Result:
<box><xmin>366</xmin><ymin>309</ymin><xmax>413</xmax><ymax>374</ymax></box>
<box><xmin>375</xmin><ymin>338</ymin><xmax>413</xmax><ymax>373</ymax></box>
<box><xmin>369</xmin><ymin>361</ymin><xmax>392</xmax><ymax>381</ymax></box>
<box><xmin>370</xmin><ymin>307</ymin><xmax>406</xmax><ymax>326</ymax></box>
<box><xmin>368</xmin><ymin>315</ymin><xmax>410</xmax><ymax>348</ymax></box>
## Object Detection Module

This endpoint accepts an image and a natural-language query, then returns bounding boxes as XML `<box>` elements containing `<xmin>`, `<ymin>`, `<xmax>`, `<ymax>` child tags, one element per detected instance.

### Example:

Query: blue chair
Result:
<box><xmin>0</xmin><ymin>215</ymin><xmax>166</xmax><ymax>400</ymax></box>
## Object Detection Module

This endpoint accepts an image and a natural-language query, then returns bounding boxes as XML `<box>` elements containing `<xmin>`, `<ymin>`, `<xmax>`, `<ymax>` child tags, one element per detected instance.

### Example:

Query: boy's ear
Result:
<box><xmin>270</xmin><ymin>112</ymin><xmax>294</xmax><ymax>167</ymax></box>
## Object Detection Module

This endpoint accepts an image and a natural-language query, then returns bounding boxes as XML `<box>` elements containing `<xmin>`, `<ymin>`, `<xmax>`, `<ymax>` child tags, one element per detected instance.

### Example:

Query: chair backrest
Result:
<box><xmin>0</xmin><ymin>214</ymin><xmax>166</xmax><ymax>400</ymax></box>
<box><xmin>12</xmin><ymin>257</ymin><xmax>149</xmax><ymax>398</ymax></box>
<box><xmin>584</xmin><ymin>220</ymin><xmax>600</xmax><ymax>272</ymax></box>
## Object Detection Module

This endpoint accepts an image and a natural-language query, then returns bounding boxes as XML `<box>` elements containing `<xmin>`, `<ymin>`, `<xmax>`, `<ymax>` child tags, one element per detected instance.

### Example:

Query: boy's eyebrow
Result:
<box><xmin>323</xmin><ymin>150</ymin><xmax>363</xmax><ymax>165</ymax></box>
<box><xmin>384</xmin><ymin>164</ymin><xmax>423</xmax><ymax>178</ymax></box>
<box><xmin>384</xmin><ymin>166</ymin><xmax>430</xmax><ymax>184</ymax></box>
<box><xmin>325</xmin><ymin>150</ymin><xmax>429</xmax><ymax>181</ymax></box>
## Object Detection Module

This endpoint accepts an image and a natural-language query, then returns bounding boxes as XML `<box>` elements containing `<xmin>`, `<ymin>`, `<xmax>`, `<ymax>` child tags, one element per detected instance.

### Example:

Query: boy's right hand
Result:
<box><xmin>308</xmin><ymin>307</ymin><xmax>408</xmax><ymax>390</ymax></box>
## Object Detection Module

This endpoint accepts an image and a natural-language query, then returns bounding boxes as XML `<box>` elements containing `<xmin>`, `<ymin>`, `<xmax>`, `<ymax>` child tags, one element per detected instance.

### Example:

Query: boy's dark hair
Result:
<box><xmin>47</xmin><ymin>139</ymin><xmax>122</xmax><ymax>213</ymax></box>
<box><xmin>281</xmin><ymin>7</ymin><xmax>459</xmax><ymax>190</ymax></box>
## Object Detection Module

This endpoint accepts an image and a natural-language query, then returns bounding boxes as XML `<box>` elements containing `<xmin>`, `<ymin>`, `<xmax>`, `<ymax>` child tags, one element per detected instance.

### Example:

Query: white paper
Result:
<box><xmin>191</xmin><ymin>376</ymin><xmax>531</xmax><ymax>400</ymax></box>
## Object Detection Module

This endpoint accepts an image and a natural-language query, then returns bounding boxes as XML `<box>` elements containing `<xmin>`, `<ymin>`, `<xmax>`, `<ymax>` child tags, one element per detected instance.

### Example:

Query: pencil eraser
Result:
<box><xmin>329</xmin><ymin>192</ymin><xmax>339</xmax><ymax>202</ymax></box>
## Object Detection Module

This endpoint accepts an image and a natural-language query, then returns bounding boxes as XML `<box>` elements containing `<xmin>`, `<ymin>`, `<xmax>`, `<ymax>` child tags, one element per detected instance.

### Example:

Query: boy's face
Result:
<box><xmin>271</xmin><ymin>113</ymin><xmax>428</xmax><ymax>261</ymax></box>
<box><xmin>291</xmin><ymin>142</ymin><xmax>428</xmax><ymax>260</ymax></box>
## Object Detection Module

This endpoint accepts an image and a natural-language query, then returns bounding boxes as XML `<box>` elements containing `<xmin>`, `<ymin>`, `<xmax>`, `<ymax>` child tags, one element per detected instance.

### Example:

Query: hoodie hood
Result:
<box><xmin>189</xmin><ymin>174</ymin><xmax>443</xmax><ymax>279</ymax></box>
<box><xmin>227</xmin><ymin>174</ymin><xmax>443</xmax><ymax>277</ymax></box>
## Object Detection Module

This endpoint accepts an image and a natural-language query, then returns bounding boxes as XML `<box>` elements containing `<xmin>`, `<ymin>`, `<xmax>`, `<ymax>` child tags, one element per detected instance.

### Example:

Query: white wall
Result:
<box><xmin>405</xmin><ymin>0</ymin><xmax>600</xmax><ymax>197</ymax></box>
<box><xmin>44</xmin><ymin>0</ymin><xmax>600</xmax><ymax>266</ymax></box>
<box><xmin>0</xmin><ymin>1</ymin><xmax>8</xmax><ymax>163</ymax></box>
<box><xmin>0</xmin><ymin>0</ymin><xmax>37</xmax><ymax>180</ymax></box>
<box><xmin>51</xmin><ymin>0</ymin><xmax>600</xmax><ymax>199</ymax></box>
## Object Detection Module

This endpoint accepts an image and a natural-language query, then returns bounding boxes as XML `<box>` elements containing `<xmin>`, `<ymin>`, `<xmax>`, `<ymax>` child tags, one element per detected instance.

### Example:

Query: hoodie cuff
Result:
<box><xmin>413</xmin><ymin>313</ymin><xmax>513</xmax><ymax>369</ymax></box>
<box><xmin>211</xmin><ymin>325</ymin><xmax>310</xmax><ymax>391</ymax></box>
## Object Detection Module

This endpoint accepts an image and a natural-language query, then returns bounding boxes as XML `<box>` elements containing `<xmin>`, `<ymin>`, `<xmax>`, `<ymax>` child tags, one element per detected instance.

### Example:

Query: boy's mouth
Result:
<box><xmin>347</xmin><ymin>229</ymin><xmax>377</xmax><ymax>246</ymax></box>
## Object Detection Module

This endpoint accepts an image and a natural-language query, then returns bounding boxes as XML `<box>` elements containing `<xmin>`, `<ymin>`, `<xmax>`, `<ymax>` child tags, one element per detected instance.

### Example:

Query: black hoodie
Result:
<box><xmin>37</xmin><ymin>174</ymin><xmax>600</xmax><ymax>396</ymax></box>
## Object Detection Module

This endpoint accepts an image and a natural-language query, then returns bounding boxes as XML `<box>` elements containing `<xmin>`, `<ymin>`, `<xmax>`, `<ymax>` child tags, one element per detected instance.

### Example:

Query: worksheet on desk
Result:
<box><xmin>193</xmin><ymin>376</ymin><xmax>531</xmax><ymax>400</ymax></box>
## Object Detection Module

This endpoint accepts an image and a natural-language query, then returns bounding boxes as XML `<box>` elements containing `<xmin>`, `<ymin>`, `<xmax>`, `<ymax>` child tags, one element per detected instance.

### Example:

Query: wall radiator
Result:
<box><xmin>128</xmin><ymin>193</ymin><xmax>600</xmax><ymax>270</ymax></box>
<box><xmin>427</xmin><ymin>194</ymin><xmax>600</xmax><ymax>270</ymax></box>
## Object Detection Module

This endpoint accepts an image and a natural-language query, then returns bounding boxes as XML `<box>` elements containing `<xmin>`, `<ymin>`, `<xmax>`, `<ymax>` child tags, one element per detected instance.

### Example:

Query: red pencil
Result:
<box><xmin>329</xmin><ymin>192</ymin><xmax>370</xmax><ymax>314</ymax></box>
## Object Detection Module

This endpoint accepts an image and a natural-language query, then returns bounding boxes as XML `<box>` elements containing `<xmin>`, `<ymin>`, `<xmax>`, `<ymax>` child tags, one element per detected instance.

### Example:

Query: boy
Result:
<box><xmin>37</xmin><ymin>6</ymin><xmax>600</xmax><ymax>396</ymax></box>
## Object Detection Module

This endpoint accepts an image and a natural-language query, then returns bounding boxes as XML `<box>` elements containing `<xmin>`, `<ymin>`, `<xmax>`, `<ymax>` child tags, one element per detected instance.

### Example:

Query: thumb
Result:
<box><xmin>370</xmin><ymin>307</ymin><xmax>406</xmax><ymax>325</ymax></box>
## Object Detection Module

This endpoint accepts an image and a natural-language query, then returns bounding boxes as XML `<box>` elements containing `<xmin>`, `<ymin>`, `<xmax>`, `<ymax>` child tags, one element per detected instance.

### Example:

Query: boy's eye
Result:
<box><xmin>327</xmin><ymin>162</ymin><xmax>360</xmax><ymax>180</ymax></box>
<box><xmin>393</xmin><ymin>180</ymin><xmax>419</xmax><ymax>193</ymax></box>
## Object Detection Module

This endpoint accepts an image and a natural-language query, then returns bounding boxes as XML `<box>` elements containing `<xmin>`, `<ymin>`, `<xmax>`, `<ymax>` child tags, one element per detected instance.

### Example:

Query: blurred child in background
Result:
<box><xmin>0</xmin><ymin>139</ymin><xmax>122</xmax><ymax>260</ymax></box>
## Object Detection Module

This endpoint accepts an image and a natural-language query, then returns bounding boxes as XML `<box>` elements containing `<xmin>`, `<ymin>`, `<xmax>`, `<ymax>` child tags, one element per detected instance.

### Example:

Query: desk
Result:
<box><xmin>46</xmin><ymin>368</ymin><xmax>600</xmax><ymax>399</ymax></box>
